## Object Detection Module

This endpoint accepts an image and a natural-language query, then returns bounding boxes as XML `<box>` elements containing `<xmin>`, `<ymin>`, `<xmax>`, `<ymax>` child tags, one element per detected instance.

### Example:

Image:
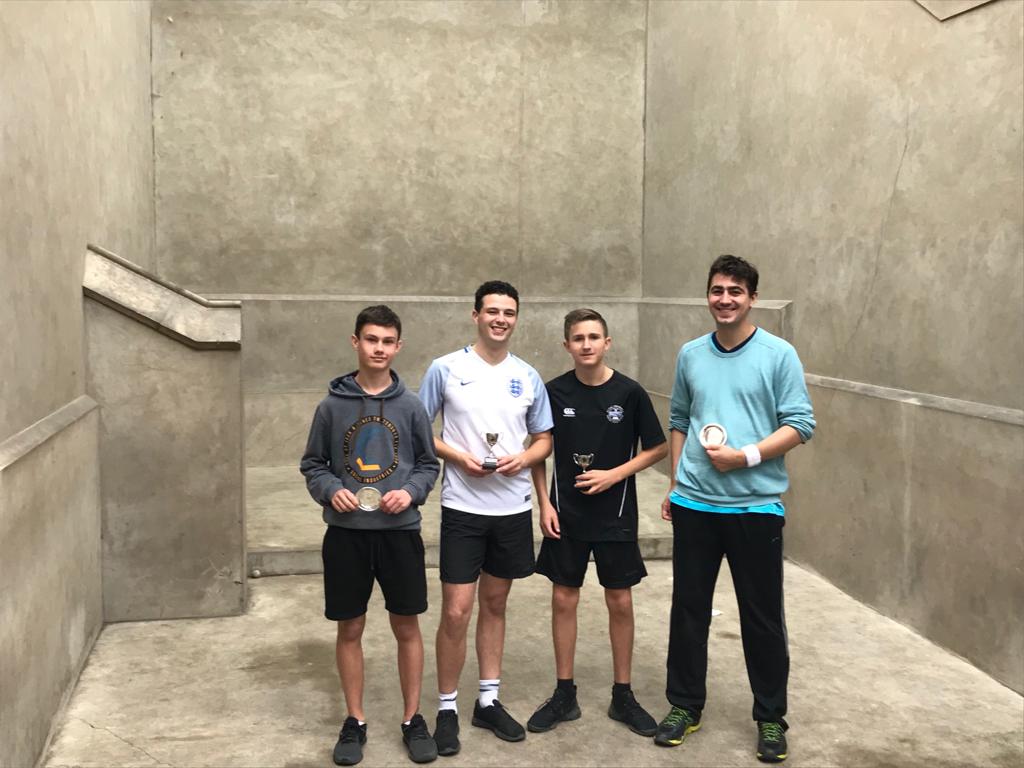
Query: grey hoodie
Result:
<box><xmin>300</xmin><ymin>371</ymin><xmax>439</xmax><ymax>530</ymax></box>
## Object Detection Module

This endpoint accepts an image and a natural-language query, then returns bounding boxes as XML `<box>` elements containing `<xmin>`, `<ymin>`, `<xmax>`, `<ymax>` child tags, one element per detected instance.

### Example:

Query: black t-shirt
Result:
<box><xmin>546</xmin><ymin>370</ymin><xmax>666</xmax><ymax>542</ymax></box>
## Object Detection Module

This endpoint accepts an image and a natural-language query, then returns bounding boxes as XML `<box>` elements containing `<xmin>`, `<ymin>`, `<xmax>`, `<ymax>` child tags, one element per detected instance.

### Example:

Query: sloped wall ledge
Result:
<box><xmin>0</xmin><ymin>395</ymin><xmax>97</xmax><ymax>471</ymax></box>
<box><xmin>84</xmin><ymin>244</ymin><xmax>240</xmax><ymax>350</ymax></box>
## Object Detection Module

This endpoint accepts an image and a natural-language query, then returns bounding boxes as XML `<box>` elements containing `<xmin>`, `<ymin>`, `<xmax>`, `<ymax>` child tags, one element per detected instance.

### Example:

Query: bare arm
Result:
<box><xmin>531</xmin><ymin>460</ymin><xmax>560</xmax><ymax>539</ymax></box>
<box><xmin>497</xmin><ymin>431</ymin><xmax>552</xmax><ymax>476</ymax></box>
<box><xmin>661</xmin><ymin>429</ymin><xmax>685</xmax><ymax>521</ymax></box>
<box><xmin>574</xmin><ymin>441</ymin><xmax>669</xmax><ymax>495</ymax></box>
<box><xmin>434</xmin><ymin>435</ymin><xmax>489</xmax><ymax>477</ymax></box>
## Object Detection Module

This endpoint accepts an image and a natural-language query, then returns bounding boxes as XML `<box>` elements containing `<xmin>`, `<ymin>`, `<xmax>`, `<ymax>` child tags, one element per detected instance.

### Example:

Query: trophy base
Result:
<box><xmin>481</xmin><ymin>457</ymin><xmax>498</xmax><ymax>471</ymax></box>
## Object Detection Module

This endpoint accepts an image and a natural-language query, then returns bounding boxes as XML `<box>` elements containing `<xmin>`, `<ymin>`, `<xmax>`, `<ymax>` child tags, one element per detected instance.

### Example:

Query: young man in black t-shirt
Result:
<box><xmin>527</xmin><ymin>308</ymin><xmax>668</xmax><ymax>737</ymax></box>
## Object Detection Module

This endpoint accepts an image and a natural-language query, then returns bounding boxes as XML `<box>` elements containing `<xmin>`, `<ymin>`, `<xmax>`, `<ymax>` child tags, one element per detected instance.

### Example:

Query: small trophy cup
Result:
<box><xmin>356</xmin><ymin>486</ymin><xmax>382</xmax><ymax>511</ymax></box>
<box><xmin>572</xmin><ymin>453</ymin><xmax>594</xmax><ymax>473</ymax></box>
<box><xmin>699</xmin><ymin>423</ymin><xmax>728</xmax><ymax>448</ymax></box>
<box><xmin>482</xmin><ymin>432</ymin><xmax>500</xmax><ymax>471</ymax></box>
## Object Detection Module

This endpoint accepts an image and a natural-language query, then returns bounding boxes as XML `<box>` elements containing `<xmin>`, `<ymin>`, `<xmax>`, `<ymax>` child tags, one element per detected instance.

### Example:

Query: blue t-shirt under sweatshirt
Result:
<box><xmin>668</xmin><ymin>328</ymin><xmax>815</xmax><ymax>515</ymax></box>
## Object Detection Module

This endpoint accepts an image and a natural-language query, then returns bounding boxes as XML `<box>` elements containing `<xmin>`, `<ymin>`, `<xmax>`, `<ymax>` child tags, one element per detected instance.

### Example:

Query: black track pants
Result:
<box><xmin>665</xmin><ymin>504</ymin><xmax>789</xmax><ymax>722</ymax></box>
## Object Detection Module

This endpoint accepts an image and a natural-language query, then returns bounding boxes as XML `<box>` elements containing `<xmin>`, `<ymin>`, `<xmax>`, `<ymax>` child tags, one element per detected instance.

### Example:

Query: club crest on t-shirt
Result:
<box><xmin>606</xmin><ymin>405</ymin><xmax>624</xmax><ymax>423</ymax></box>
<box><xmin>508</xmin><ymin>377</ymin><xmax>524</xmax><ymax>398</ymax></box>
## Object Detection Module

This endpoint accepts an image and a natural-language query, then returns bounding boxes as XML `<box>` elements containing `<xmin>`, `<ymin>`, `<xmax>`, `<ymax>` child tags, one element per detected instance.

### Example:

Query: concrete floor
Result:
<box><xmin>45</xmin><ymin>560</ymin><xmax>1022</xmax><ymax>767</ymax></box>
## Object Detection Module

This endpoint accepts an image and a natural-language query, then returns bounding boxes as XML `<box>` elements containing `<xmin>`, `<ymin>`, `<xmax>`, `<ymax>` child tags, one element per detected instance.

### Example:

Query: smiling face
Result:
<box><xmin>707</xmin><ymin>272</ymin><xmax>757</xmax><ymax>330</ymax></box>
<box><xmin>564</xmin><ymin>319</ymin><xmax>611</xmax><ymax>370</ymax></box>
<box><xmin>472</xmin><ymin>293</ymin><xmax>519</xmax><ymax>347</ymax></box>
<box><xmin>350</xmin><ymin>323</ymin><xmax>402</xmax><ymax>374</ymax></box>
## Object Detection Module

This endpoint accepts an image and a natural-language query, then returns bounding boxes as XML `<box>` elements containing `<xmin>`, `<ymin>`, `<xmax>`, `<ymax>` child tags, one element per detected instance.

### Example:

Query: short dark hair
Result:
<box><xmin>563</xmin><ymin>308</ymin><xmax>608</xmax><ymax>339</ymax></box>
<box><xmin>707</xmin><ymin>254</ymin><xmax>759</xmax><ymax>295</ymax></box>
<box><xmin>354</xmin><ymin>304</ymin><xmax>402</xmax><ymax>339</ymax></box>
<box><xmin>474</xmin><ymin>280</ymin><xmax>520</xmax><ymax>312</ymax></box>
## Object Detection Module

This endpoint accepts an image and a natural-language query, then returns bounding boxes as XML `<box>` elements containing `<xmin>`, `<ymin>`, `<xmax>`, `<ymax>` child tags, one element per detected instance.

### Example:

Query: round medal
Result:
<box><xmin>356</xmin><ymin>486</ymin><xmax>382</xmax><ymax>512</ymax></box>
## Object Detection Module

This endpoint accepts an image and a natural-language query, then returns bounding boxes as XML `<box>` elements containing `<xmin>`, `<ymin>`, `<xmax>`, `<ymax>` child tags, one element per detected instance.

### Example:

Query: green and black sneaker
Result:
<box><xmin>756</xmin><ymin>720</ymin><xmax>789</xmax><ymax>763</ymax></box>
<box><xmin>653</xmin><ymin>706</ymin><xmax>701</xmax><ymax>747</ymax></box>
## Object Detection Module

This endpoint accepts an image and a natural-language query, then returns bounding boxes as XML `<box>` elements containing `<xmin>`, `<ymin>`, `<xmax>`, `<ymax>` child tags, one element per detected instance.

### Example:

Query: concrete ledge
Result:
<box><xmin>805</xmin><ymin>373</ymin><xmax>1023</xmax><ymax>426</ymax></box>
<box><xmin>915</xmin><ymin>0</ymin><xmax>999</xmax><ymax>22</ymax></box>
<box><xmin>0</xmin><ymin>395</ymin><xmax>97</xmax><ymax>472</ymax></box>
<box><xmin>83</xmin><ymin>245</ymin><xmax>240</xmax><ymax>350</ymax></box>
<box><xmin>213</xmin><ymin>293</ymin><xmax>792</xmax><ymax>307</ymax></box>
<box><xmin>247</xmin><ymin>535</ymin><xmax>675</xmax><ymax>578</ymax></box>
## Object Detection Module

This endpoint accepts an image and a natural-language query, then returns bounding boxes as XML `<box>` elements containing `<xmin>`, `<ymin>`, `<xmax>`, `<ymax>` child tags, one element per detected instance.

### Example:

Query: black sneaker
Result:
<box><xmin>434</xmin><ymin>710</ymin><xmax>460</xmax><ymax>757</ymax></box>
<box><xmin>402</xmin><ymin>714</ymin><xmax>438</xmax><ymax>764</ymax></box>
<box><xmin>333</xmin><ymin>717</ymin><xmax>367</xmax><ymax>766</ymax></box>
<box><xmin>756</xmin><ymin>720</ymin><xmax>789</xmax><ymax>763</ymax></box>
<box><xmin>527</xmin><ymin>685</ymin><xmax>581</xmax><ymax>733</ymax></box>
<box><xmin>608</xmin><ymin>689</ymin><xmax>657</xmax><ymax>737</ymax></box>
<box><xmin>471</xmin><ymin>700</ymin><xmax>526</xmax><ymax>742</ymax></box>
<box><xmin>653</xmin><ymin>706</ymin><xmax>701</xmax><ymax>747</ymax></box>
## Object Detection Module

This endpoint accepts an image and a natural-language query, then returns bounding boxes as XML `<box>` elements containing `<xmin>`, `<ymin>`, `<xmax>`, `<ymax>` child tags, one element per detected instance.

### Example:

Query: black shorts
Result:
<box><xmin>536</xmin><ymin>534</ymin><xmax>647</xmax><ymax>589</ymax></box>
<box><xmin>439</xmin><ymin>507</ymin><xmax>535</xmax><ymax>584</ymax></box>
<box><xmin>322</xmin><ymin>526</ymin><xmax>427</xmax><ymax>620</ymax></box>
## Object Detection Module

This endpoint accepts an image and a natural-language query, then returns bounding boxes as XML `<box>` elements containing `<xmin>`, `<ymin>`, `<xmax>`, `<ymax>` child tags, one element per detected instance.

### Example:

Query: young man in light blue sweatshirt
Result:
<box><xmin>655</xmin><ymin>256</ymin><xmax>815</xmax><ymax>764</ymax></box>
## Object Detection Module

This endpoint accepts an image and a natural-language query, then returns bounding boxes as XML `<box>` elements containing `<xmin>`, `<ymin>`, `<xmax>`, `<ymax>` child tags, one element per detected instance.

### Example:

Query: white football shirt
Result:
<box><xmin>419</xmin><ymin>346</ymin><xmax>553</xmax><ymax>516</ymax></box>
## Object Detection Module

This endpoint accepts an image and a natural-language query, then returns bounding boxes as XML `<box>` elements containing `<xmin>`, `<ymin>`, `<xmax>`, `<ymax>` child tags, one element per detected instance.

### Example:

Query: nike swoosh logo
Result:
<box><xmin>460</xmin><ymin>380</ymin><xmax>474</xmax><ymax>386</ymax></box>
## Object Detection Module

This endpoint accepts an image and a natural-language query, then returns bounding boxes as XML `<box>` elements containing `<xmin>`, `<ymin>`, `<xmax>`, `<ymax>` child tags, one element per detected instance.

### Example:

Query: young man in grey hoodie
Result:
<box><xmin>301</xmin><ymin>305</ymin><xmax>441</xmax><ymax>766</ymax></box>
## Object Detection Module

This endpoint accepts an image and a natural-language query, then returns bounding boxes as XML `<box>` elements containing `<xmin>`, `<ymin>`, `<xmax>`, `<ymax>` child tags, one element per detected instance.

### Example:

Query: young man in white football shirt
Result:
<box><xmin>419</xmin><ymin>281</ymin><xmax>553</xmax><ymax>756</ymax></box>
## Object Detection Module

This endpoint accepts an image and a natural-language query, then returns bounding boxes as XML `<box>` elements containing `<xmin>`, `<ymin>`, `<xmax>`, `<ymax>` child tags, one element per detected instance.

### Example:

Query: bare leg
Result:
<box><xmin>605</xmin><ymin>588</ymin><xmax>634</xmax><ymax>684</ymax></box>
<box><xmin>476</xmin><ymin>572</ymin><xmax>513</xmax><ymax>680</ymax></box>
<box><xmin>436</xmin><ymin>581</ymin><xmax>477</xmax><ymax>695</ymax></box>
<box><xmin>336</xmin><ymin>616</ymin><xmax>367</xmax><ymax>721</ymax></box>
<box><xmin>391</xmin><ymin>613</ymin><xmax>424</xmax><ymax>722</ymax></box>
<box><xmin>552</xmin><ymin>584</ymin><xmax>580</xmax><ymax>679</ymax></box>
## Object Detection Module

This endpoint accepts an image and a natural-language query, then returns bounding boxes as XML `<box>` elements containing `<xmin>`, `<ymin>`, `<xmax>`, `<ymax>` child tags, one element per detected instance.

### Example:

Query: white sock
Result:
<box><xmin>478</xmin><ymin>679</ymin><xmax>500</xmax><ymax>708</ymax></box>
<box><xmin>439</xmin><ymin>690</ymin><xmax>458</xmax><ymax>714</ymax></box>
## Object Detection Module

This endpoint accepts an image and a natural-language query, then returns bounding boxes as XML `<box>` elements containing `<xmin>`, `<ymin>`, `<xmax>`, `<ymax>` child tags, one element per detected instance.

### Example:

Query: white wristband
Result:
<box><xmin>741</xmin><ymin>444</ymin><xmax>762</xmax><ymax>468</ymax></box>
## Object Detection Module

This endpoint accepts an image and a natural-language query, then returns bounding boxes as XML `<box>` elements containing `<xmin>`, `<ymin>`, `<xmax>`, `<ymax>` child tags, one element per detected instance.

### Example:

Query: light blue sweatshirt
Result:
<box><xmin>669</xmin><ymin>329</ymin><xmax>815</xmax><ymax>513</ymax></box>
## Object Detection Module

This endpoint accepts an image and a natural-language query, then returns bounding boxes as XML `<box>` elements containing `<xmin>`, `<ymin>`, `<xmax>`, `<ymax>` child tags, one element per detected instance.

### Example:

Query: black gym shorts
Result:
<box><xmin>536</xmin><ymin>534</ymin><xmax>647</xmax><ymax>589</ymax></box>
<box><xmin>322</xmin><ymin>526</ymin><xmax>427</xmax><ymax>621</ymax></box>
<box><xmin>439</xmin><ymin>506</ymin><xmax>536</xmax><ymax>584</ymax></box>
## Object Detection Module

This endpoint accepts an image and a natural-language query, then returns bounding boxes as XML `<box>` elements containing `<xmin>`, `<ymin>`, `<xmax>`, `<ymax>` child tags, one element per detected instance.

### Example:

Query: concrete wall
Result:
<box><xmin>0</xmin><ymin>0</ymin><xmax>155</xmax><ymax>442</ymax></box>
<box><xmin>151</xmin><ymin>0</ymin><xmax>650</xmax><ymax>469</ymax></box>
<box><xmin>243</xmin><ymin>296</ymin><xmax>641</xmax><ymax>467</ymax></box>
<box><xmin>0</xmin><ymin>3</ymin><xmax>154</xmax><ymax>765</ymax></box>
<box><xmin>86</xmin><ymin>300</ymin><xmax>245</xmax><ymax>621</ymax></box>
<box><xmin>643</xmin><ymin>0</ymin><xmax>1023</xmax><ymax>691</ymax></box>
<box><xmin>83</xmin><ymin>248</ymin><xmax>246</xmax><ymax>622</ymax></box>
<box><xmin>0</xmin><ymin>406</ymin><xmax>102</xmax><ymax>768</ymax></box>
<box><xmin>151</xmin><ymin>0</ymin><xmax>646</xmax><ymax>298</ymax></box>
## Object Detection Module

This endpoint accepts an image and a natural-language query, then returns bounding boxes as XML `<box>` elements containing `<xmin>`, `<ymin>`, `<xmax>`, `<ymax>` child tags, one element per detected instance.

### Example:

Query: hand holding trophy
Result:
<box><xmin>482</xmin><ymin>432</ymin><xmax>500</xmax><ymax>471</ymax></box>
<box><xmin>572</xmin><ymin>453</ymin><xmax>594</xmax><ymax>473</ymax></box>
<box><xmin>698</xmin><ymin>422</ymin><xmax>728</xmax><ymax>448</ymax></box>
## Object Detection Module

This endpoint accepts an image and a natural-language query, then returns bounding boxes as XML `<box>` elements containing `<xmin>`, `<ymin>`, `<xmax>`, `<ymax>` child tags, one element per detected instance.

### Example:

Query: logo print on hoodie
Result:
<box><xmin>343</xmin><ymin>415</ymin><xmax>400</xmax><ymax>483</ymax></box>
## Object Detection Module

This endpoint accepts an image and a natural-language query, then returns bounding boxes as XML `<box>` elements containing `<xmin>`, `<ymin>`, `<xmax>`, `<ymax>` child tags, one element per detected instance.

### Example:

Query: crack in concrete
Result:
<box><xmin>843</xmin><ymin>108</ymin><xmax>911</xmax><ymax>353</ymax></box>
<box><xmin>78</xmin><ymin>718</ymin><xmax>175</xmax><ymax>767</ymax></box>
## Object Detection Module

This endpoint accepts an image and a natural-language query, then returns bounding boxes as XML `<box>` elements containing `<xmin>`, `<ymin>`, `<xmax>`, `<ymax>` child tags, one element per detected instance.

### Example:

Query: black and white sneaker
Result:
<box><xmin>333</xmin><ymin>717</ymin><xmax>367</xmax><ymax>766</ymax></box>
<box><xmin>402</xmin><ymin>714</ymin><xmax>438</xmax><ymax>764</ymax></box>
<box><xmin>471</xmin><ymin>700</ymin><xmax>526</xmax><ymax>742</ymax></box>
<box><xmin>527</xmin><ymin>685</ymin><xmax>581</xmax><ymax>733</ymax></box>
<box><xmin>434</xmin><ymin>710</ymin><xmax>460</xmax><ymax>757</ymax></box>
